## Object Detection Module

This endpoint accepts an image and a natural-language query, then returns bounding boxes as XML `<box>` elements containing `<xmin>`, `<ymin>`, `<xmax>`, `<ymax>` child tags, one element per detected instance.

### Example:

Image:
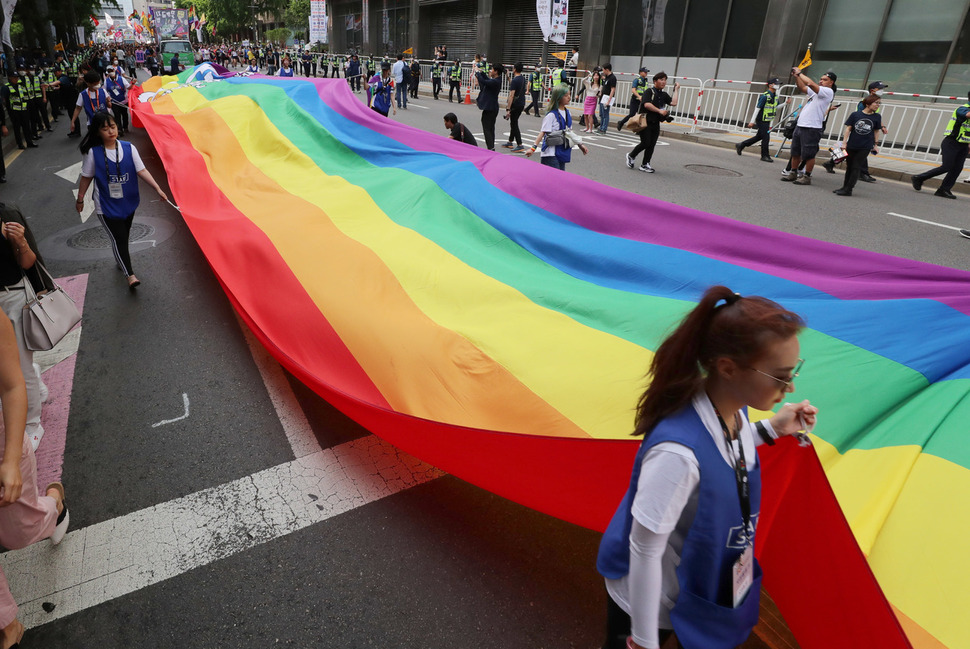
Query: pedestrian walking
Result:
<box><xmin>0</xmin><ymin>202</ymin><xmax>57</xmax><ymax>449</ymax></box>
<box><xmin>597</xmin><ymin>285</ymin><xmax>817</xmax><ymax>649</ymax></box>
<box><xmin>625</xmin><ymin>71</ymin><xmax>679</xmax><ymax>173</ymax></box>
<box><xmin>444</xmin><ymin>112</ymin><xmax>477</xmax><ymax>146</ymax></box>
<box><xmin>104</xmin><ymin>66</ymin><xmax>129</xmax><ymax>135</ymax></box>
<box><xmin>448</xmin><ymin>59</ymin><xmax>462</xmax><ymax>102</ymax></box>
<box><xmin>525</xmin><ymin>84</ymin><xmax>589</xmax><ymax>170</ymax></box>
<box><xmin>736</xmin><ymin>77</ymin><xmax>788</xmax><ymax>162</ymax></box>
<box><xmin>781</xmin><ymin>69</ymin><xmax>836</xmax><ymax>186</ymax></box>
<box><xmin>598</xmin><ymin>63</ymin><xmax>617</xmax><ymax>134</ymax></box>
<box><xmin>369</xmin><ymin>62</ymin><xmax>396</xmax><ymax>118</ymax></box>
<box><xmin>823</xmin><ymin>81</ymin><xmax>887</xmax><ymax>180</ymax></box>
<box><xmin>347</xmin><ymin>55</ymin><xmax>361</xmax><ymax>92</ymax></box>
<box><xmin>581</xmin><ymin>70</ymin><xmax>602</xmax><ymax>133</ymax></box>
<box><xmin>833</xmin><ymin>95</ymin><xmax>884</xmax><ymax>196</ymax></box>
<box><xmin>70</xmin><ymin>71</ymin><xmax>111</xmax><ymax>136</ymax></box>
<box><xmin>475</xmin><ymin>63</ymin><xmax>504</xmax><ymax>151</ymax></box>
<box><xmin>617</xmin><ymin>67</ymin><xmax>649</xmax><ymax>132</ymax></box>
<box><xmin>392</xmin><ymin>54</ymin><xmax>407</xmax><ymax>109</ymax></box>
<box><xmin>502</xmin><ymin>62</ymin><xmax>528</xmax><ymax>152</ymax></box>
<box><xmin>75</xmin><ymin>112</ymin><xmax>170</xmax><ymax>290</ymax></box>
<box><xmin>911</xmin><ymin>91</ymin><xmax>969</xmax><ymax>200</ymax></box>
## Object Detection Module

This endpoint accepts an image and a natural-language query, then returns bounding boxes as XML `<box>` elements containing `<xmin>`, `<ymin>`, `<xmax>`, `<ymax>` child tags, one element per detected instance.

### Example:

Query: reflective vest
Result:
<box><xmin>944</xmin><ymin>103</ymin><xmax>970</xmax><ymax>144</ymax></box>
<box><xmin>552</xmin><ymin>68</ymin><xmax>567</xmax><ymax>85</ymax></box>
<box><xmin>632</xmin><ymin>76</ymin><xmax>648</xmax><ymax>98</ymax></box>
<box><xmin>66</xmin><ymin>60</ymin><xmax>78</xmax><ymax>76</ymax></box>
<box><xmin>761</xmin><ymin>91</ymin><xmax>777</xmax><ymax>122</ymax></box>
<box><xmin>450</xmin><ymin>65</ymin><xmax>461</xmax><ymax>81</ymax></box>
<box><xmin>531</xmin><ymin>71</ymin><xmax>542</xmax><ymax>91</ymax></box>
<box><xmin>25</xmin><ymin>74</ymin><xmax>42</xmax><ymax>100</ymax></box>
<box><xmin>479</xmin><ymin>61</ymin><xmax>490</xmax><ymax>75</ymax></box>
<box><xmin>431</xmin><ymin>62</ymin><xmax>441</xmax><ymax>78</ymax></box>
<box><xmin>4</xmin><ymin>81</ymin><xmax>27</xmax><ymax>111</ymax></box>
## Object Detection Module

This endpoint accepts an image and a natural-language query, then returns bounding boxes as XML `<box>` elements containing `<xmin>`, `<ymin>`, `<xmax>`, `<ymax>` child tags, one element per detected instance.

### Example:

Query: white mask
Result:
<box><xmin>875</xmin><ymin>90</ymin><xmax>884</xmax><ymax>97</ymax></box>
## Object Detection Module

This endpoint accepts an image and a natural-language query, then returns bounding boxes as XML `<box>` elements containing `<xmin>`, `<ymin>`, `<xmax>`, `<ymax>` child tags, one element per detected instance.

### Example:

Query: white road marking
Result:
<box><xmin>55</xmin><ymin>162</ymin><xmax>83</xmax><ymax>184</ymax></box>
<box><xmin>151</xmin><ymin>392</ymin><xmax>190</xmax><ymax>428</ymax></box>
<box><xmin>886</xmin><ymin>212</ymin><xmax>962</xmax><ymax>231</ymax></box>
<box><xmin>70</xmin><ymin>188</ymin><xmax>95</xmax><ymax>224</ymax></box>
<box><xmin>3</xmin><ymin>436</ymin><xmax>442</xmax><ymax>628</ymax></box>
<box><xmin>130</xmin><ymin>239</ymin><xmax>157</xmax><ymax>248</ymax></box>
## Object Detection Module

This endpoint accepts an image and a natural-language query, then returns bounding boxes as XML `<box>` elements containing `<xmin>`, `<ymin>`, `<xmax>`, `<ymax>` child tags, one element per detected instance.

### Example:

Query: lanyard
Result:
<box><xmin>88</xmin><ymin>89</ymin><xmax>101</xmax><ymax>111</ymax></box>
<box><xmin>103</xmin><ymin>145</ymin><xmax>122</xmax><ymax>181</ymax></box>
<box><xmin>712</xmin><ymin>405</ymin><xmax>752</xmax><ymax>545</ymax></box>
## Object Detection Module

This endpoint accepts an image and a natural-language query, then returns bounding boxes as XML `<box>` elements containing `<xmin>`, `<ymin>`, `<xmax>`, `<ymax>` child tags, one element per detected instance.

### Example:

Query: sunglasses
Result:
<box><xmin>750</xmin><ymin>358</ymin><xmax>804</xmax><ymax>388</ymax></box>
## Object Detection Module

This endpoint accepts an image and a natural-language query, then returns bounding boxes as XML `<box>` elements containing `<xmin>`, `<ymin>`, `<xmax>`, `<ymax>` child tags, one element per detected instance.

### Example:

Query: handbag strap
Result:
<box><xmin>21</xmin><ymin>261</ymin><xmax>58</xmax><ymax>303</ymax></box>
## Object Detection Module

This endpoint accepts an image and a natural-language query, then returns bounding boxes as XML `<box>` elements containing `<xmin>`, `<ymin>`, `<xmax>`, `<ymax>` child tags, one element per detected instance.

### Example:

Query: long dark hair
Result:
<box><xmin>79</xmin><ymin>111</ymin><xmax>116</xmax><ymax>155</ymax></box>
<box><xmin>633</xmin><ymin>285</ymin><xmax>804</xmax><ymax>437</ymax></box>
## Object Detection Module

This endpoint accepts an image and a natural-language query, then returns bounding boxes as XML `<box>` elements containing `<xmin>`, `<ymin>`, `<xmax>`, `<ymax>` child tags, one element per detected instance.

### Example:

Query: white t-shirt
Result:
<box><xmin>76</xmin><ymin>87</ymin><xmax>110</xmax><ymax>125</ymax></box>
<box><xmin>796</xmin><ymin>85</ymin><xmax>834</xmax><ymax>129</ymax></box>
<box><xmin>81</xmin><ymin>144</ymin><xmax>146</xmax><ymax>214</ymax></box>
<box><xmin>605</xmin><ymin>392</ymin><xmax>766</xmax><ymax>633</ymax></box>
<box><xmin>391</xmin><ymin>60</ymin><xmax>405</xmax><ymax>83</ymax></box>
<box><xmin>540</xmin><ymin>109</ymin><xmax>570</xmax><ymax>157</ymax></box>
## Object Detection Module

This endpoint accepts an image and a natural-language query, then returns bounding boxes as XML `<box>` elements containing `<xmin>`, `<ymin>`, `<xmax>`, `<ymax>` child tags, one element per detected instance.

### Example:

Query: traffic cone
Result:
<box><xmin>464</xmin><ymin>86</ymin><xmax>472</xmax><ymax>104</ymax></box>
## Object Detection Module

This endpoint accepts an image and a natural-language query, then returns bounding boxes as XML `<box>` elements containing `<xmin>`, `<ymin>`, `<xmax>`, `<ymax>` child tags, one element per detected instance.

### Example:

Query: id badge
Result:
<box><xmin>732</xmin><ymin>545</ymin><xmax>754</xmax><ymax>607</ymax></box>
<box><xmin>108</xmin><ymin>182</ymin><xmax>124</xmax><ymax>199</ymax></box>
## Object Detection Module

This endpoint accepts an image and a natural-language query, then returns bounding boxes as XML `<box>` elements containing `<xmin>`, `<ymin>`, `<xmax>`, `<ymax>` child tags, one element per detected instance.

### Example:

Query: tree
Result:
<box><xmin>265</xmin><ymin>27</ymin><xmax>290</xmax><ymax>45</ymax></box>
<box><xmin>180</xmin><ymin>0</ymin><xmax>287</xmax><ymax>39</ymax></box>
<box><xmin>282</xmin><ymin>0</ymin><xmax>309</xmax><ymax>29</ymax></box>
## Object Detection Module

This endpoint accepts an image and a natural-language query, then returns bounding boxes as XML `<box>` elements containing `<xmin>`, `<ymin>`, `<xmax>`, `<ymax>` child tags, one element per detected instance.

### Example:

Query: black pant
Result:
<box><xmin>28</xmin><ymin>97</ymin><xmax>49</xmax><ymax>134</ymax></box>
<box><xmin>112</xmin><ymin>103</ymin><xmax>129</xmax><ymax>133</ymax></box>
<box><xmin>913</xmin><ymin>137</ymin><xmax>969</xmax><ymax>192</ymax></box>
<box><xmin>617</xmin><ymin>97</ymin><xmax>641</xmax><ymax>129</ymax></box>
<box><xmin>739</xmin><ymin>121</ymin><xmax>770</xmax><ymax>157</ymax></box>
<box><xmin>432</xmin><ymin>77</ymin><xmax>441</xmax><ymax>99</ymax></box>
<box><xmin>98</xmin><ymin>212</ymin><xmax>136</xmax><ymax>277</ymax></box>
<box><xmin>9</xmin><ymin>110</ymin><xmax>30</xmax><ymax>147</ymax></box>
<box><xmin>311</xmin><ymin>61</ymin><xmax>317</xmax><ymax>76</ymax></box>
<box><xmin>507</xmin><ymin>107</ymin><xmax>523</xmax><ymax>146</ymax></box>
<box><xmin>49</xmin><ymin>93</ymin><xmax>61</xmax><ymax>118</ymax></box>
<box><xmin>631</xmin><ymin>120</ymin><xmax>661</xmax><ymax>164</ymax></box>
<box><xmin>449</xmin><ymin>80</ymin><xmax>461</xmax><ymax>102</ymax></box>
<box><xmin>481</xmin><ymin>109</ymin><xmax>498</xmax><ymax>150</ymax></box>
<box><xmin>525</xmin><ymin>90</ymin><xmax>541</xmax><ymax>116</ymax></box>
<box><xmin>602</xmin><ymin>593</ymin><xmax>679</xmax><ymax>649</ymax></box>
<box><xmin>841</xmin><ymin>148</ymin><xmax>869</xmax><ymax>191</ymax></box>
<box><xmin>331</xmin><ymin>66</ymin><xmax>339</xmax><ymax>78</ymax></box>
<box><xmin>410</xmin><ymin>78</ymin><xmax>419</xmax><ymax>98</ymax></box>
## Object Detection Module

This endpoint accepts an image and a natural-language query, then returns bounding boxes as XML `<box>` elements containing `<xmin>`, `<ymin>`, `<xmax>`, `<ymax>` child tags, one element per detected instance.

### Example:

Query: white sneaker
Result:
<box><xmin>626</xmin><ymin>153</ymin><xmax>635</xmax><ymax>169</ymax></box>
<box><xmin>639</xmin><ymin>163</ymin><xmax>655</xmax><ymax>173</ymax></box>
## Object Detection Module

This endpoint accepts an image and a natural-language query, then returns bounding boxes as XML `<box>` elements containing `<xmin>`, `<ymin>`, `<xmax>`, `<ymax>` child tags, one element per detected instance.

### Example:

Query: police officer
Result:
<box><xmin>524</xmin><ymin>61</ymin><xmax>544</xmax><ymax>117</ymax></box>
<box><xmin>25</xmin><ymin>65</ymin><xmax>49</xmax><ymax>138</ymax></box>
<box><xmin>736</xmin><ymin>77</ymin><xmax>788</xmax><ymax>162</ymax></box>
<box><xmin>431</xmin><ymin>59</ymin><xmax>442</xmax><ymax>100</ymax></box>
<box><xmin>448</xmin><ymin>58</ymin><xmax>462</xmax><ymax>102</ymax></box>
<box><xmin>2</xmin><ymin>70</ymin><xmax>34</xmax><ymax>149</ymax></box>
<box><xmin>41</xmin><ymin>63</ymin><xmax>61</xmax><ymax>121</ymax></box>
<box><xmin>617</xmin><ymin>67</ymin><xmax>650</xmax><ymax>131</ymax></box>
<box><xmin>911</xmin><ymin>91</ymin><xmax>970</xmax><ymax>199</ymax></box>
<box><xmin>551</xmin><ymin>59</ymin><xmax>568</xmax><ymax>87</ymax></box>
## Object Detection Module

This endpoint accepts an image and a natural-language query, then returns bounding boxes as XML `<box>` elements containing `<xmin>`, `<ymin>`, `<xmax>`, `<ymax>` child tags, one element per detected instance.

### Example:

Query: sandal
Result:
<box><xmin>46</xmin><ymin>482</ymin><xmax>69</xmax><ymax>545</ymax></box>
<box><xmin>127</xmin><ymin>275</ymin><xmax>141</xmax><ymax>290</ymax></box>
<box><xmin>3</xmin><ymin>619</ymin><xmax>24</xmax><ymax>649</ymax></box>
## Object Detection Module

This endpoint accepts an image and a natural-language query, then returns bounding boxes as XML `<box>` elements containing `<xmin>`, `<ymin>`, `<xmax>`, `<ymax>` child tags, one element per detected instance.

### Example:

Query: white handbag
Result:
<box><xmin>21</xmin><ymin>263</ymin><xmax>81</xmax><ymax>352</ymax></box>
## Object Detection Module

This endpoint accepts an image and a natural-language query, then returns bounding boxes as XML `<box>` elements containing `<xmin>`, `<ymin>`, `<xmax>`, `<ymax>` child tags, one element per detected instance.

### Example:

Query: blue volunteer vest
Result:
<box><xmin>81</xmin><ymin>87</ymin><xmax>108</xmax><ymax>121</ymax></box>
<box><xmin>93</xmin><ymin>142</ymin><xmax>140</xmax><ymax>219</ymax></box>
<box><xmin>597</xmin><ymin>405</ymin><xmax>763</xmax><ymax>649</ymax></box>
<box><xmin>373</xmin><ymin>78</ymin><xmax>393</xmax><ymax>113</ymax></box>
<box><xmin>105</xmin><ymin>77</ymin><xmax>126</xmax><ymax>103</ymax></box>
<box><xmin>541</xmin><ymin>110</ymin><xmax>573</xmax><ymax>163</ymax></box>
<box><xmin>278</xmin><ymin>67</ymin><xmax>294</xmax><ymax>77</ymax></box>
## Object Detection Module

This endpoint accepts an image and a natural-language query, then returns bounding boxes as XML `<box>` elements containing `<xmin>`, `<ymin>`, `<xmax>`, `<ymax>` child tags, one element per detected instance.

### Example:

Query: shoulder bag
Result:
<box><xmin>21</xmin><ymin>262</ymin><xmax>81</xmax><ymax>352</ymax></box>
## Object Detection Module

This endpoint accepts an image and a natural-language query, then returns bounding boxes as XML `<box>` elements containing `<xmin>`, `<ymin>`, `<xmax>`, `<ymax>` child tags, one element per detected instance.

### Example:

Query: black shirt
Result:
<box><xmin>601</xmin><ymin>72</ymin><xmax>617</xmax><ymax>99</ymax></box>
<box><xmin>0</xmin><ymin>204</ymin><xmax>50</xmax><ymax>291</ymax></box>
<box><xmin>450</xmin><ymin>122</ymin><xmax>478</xmax><ymax>146</ymax></box>
<box><xmin>639</xmin><ymin>86</ymin><xmax>673</xmax><ymax>120</ymax></box>
<box><xmin>475</xmin><ymin>72</ymin><xmax>502</xmax><ymax>111</ymax></box>
<box><xmin>844</xmin><ymin>110</ymin><xmax>882</xmax><ymax>150</ymax></box>
<box><xmin>509</xmin><ymin>75</ymin><xmax>526</xmax><ymax>109</ymax></box>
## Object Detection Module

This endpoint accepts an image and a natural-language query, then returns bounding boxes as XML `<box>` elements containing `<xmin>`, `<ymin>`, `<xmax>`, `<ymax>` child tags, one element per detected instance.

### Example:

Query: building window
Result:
<box><xmin>611</xmin><ymin>0</ymin><xmax>687</xmax><ymax>59</ymax></box>
<box><xmin>815</xmin><ymin>0</ymin><xmax>889</xmax><ymax>59</ymax></box>
<box><xmin>940</xmin><ymin>12</ymin><xmax>970</xmax><ymax>97</ymax></box>
<box><xmin>721</xmin><ymin>0</ymin><xmax>769</xmax><ymax>59</ymax></box>
<box><xmin>680</xmin><ymin>0</ymin><xmax>729</xmax><ymax>58</ymax></box>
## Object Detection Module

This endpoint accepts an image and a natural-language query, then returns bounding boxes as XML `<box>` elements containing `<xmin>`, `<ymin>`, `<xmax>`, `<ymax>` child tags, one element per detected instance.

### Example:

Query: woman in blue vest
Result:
<box><xmin>597</xmin><ymin>285</ymin><xmax>818</xmax><ymax>649</ymax></box>
<box><xmin>75</xmin><ymin>112</ymin><xmax>169</xmax><ymax>290</ymax></box>
<box><xmin>104</xmin><ymin>66</ymin><xmax>129</xmax><ymax>136</ymax></box>
<box><xmin>69</xmin><ymin>70</ymin><xmax>111</xmax><ymax>136</ymax></box>
<box><xmin>276</xmin><ymin>56</ymin><xmax>294</xmax><ymax>77</ymax></box>
<box><xmin>525</xmin><ymin>84</ymin><xmax>588</xmax><ymax>170</ymax></box>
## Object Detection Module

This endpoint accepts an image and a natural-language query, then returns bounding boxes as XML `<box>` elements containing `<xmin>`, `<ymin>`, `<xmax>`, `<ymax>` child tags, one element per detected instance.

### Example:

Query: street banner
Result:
<box><xmin>155</xmin><ymin>8</ymin><xmax>190</xmax><ymax>40</ymax></box>
<box><xmin>309</xmin><ymin>0</ymin><xmax>327</xmax><ymax>44</ymax></box>
<box><xmin>536</xmin><ymin>0</ymin><xmax>568</xmax><ymax>45</ymax></box>
<box><xmin>1</xmin><ymin>0</ymin><xmax>17</xmax><ymax>49</ymax></box>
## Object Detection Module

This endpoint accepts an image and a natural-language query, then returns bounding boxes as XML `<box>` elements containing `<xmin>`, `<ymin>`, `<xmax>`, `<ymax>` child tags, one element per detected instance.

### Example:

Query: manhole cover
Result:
<box><xmin>66</xmin><ymin>223</ymin><xmax>156</xmax><ymax>250</ymax></box>
<box><xmin>684</xmin><ymin>164</ymin><xmax>743</xmax><ymax>177</ymax></box>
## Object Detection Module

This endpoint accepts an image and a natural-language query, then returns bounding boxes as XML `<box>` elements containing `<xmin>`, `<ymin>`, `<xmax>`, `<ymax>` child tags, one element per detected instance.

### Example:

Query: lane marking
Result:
<box><xmin>55</xmin><ymin>162</ymin><xmax>83</xmax><ymax>184</ymax></box>
<box><xmin>4</xmin><ymin>436</ymin><xmax>443</xmax><ymax>628</ymax></box>
<box><xmin>150</xmin><ymin>392</ymin><xmax>190</xmax><ymax>428</ymax></box>
<box><xmin>886</xmin><ymin>212</ymin><xmax>962</xmax><ymax>231</ymax></box>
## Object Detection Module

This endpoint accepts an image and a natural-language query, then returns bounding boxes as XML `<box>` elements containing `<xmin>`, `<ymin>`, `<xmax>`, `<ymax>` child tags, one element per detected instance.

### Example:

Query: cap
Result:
<box><xmin>767</xmin><ymin>77</ymin><xmax>780</xmax><ymax>85</ymax></box>
<box><xmin>868</xmin><ymin>80</ymin><xmax>888</xmax><ymax>90</ymax></box>
<box><xmin>825</xmin><ymin>71</ymin><xmax>837</xmax><ymax>82</ymax></box>
<box><xmin>639</xmin><ymin>67</ymin><xmax>650</xmax><ymax>74</ymax></box>
<box><xmin>380</xmin><ymin>61</ymin><xmax>391</xmax><ymax>70</ymax></box>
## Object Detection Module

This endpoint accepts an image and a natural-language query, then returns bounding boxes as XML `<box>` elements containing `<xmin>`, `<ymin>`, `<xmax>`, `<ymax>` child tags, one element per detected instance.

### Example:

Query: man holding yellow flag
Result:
<box><xmin>782</xmin><ymin>48</ymin><xmax>837</xmax><ymax>186</ymax></box>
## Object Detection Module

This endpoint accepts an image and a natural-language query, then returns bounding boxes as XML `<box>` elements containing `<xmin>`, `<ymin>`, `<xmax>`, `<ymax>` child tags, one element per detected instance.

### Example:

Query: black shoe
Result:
<box><xmin>46</xmin><ymin>128</ymin><xmax>53</xmax><ymax>132</ymax></box>
<box><xmin>860</xmin><ymin>173</ymin><xmax>877</xmax><ymax>183</ymax></box>
<box><xmin>760</xmin><ymin>155</ymin><xmax>774</xmax><ymax>163</ymax></box>
<box><xmin>26</xmin><ymin>143</ymin><xmax>38</xmax><ymax>148</ymax></box>
<box><xmin>912</xmin><ymin>176</ymin><xmax>923</xmax><ymax>191</ymax></box>
<box><xmin>0</xmin><ymin>177</ymin><xmax>6</xmax><ymax>183</ymax></box>
<box><xmin>833</xmin><ymin>188</ymin><xmax>852</xmax><ymax>196</ymax></box>
<box><xmin>935</xmin><ymin>189</ymin><xmax>957</xmax><ymax>199</ymax></box>
<box><xmin>960</xmin><ymin>229</ymin><xmax>970</xmax><ymax>239</ymax></box>
<box><xmin>822</xmin><ymin>161</ymin><xmax>835</xmax><ymax>174</ymax></box>
<box><xmin>33</xmin><ymin>135</ymin><xmax>42</xmax><ymax>140</ymax></box>
<box><xmin>616</xmin><ymin>122</ymin><xmax>623</xmax><ymax>132</ymax></box>
<box><xmin>735</xmin><ymin>143</ymin><xmax>743</xmax><ymax>156</ymax></box>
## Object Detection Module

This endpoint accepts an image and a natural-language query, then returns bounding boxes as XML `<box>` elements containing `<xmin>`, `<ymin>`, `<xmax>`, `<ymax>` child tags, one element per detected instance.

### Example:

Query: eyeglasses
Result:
<box><xmin>750</xmin><ymin>358</ymin><xmax>803</xmax><ymax>388</ymax></box>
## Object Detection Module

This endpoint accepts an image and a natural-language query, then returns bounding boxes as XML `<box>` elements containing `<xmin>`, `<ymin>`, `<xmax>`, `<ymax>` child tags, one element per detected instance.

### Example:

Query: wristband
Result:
<box><xmin>755</xmin><ymin>421</ymin><xmax>775</xmax><ymax>446</ymax></box>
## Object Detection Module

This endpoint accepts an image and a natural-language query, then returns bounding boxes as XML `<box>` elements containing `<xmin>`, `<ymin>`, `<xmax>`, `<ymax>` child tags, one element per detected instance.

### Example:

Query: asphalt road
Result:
<box><xmin>1</xmin><ymin>74</ymin><xmax>965</xmax><ymax>649</ymax></box>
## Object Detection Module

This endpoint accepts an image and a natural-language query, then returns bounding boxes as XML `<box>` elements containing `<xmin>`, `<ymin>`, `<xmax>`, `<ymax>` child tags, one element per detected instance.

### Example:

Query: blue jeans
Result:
<box><xmin>395</xmin><ymin>81</ymin><xmax>408</xmax><ymax>108</ymax></box>
<box><xmin>540</xmin><ymin>155</ymin><xmax>565</xmax><ymax>170</ymax></box>
<box><xmin>598</xmin><ymin>102</ymin><xmax>610</xmax><ymax>132</ymax></box>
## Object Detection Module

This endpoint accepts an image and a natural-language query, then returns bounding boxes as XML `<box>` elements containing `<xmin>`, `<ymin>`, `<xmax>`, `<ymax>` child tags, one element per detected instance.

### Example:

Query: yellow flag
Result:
<box><xmin>798</xmin><ymin>45</ymin><xmax>812</xmax><ymax>69</ymax></box>
<box><xmin>551</xmin><ymin>51</ymin><xmax>569</xmax><ymax>60</ymax></box>
<box><xmin>403</xmin><ymin>47</ymin><xmax>413</xmax><ymax>55</ymax></box>
<box><xmin>54</xmin><ymin>41</ymin><xmax>65</xmax><ymax>52</ymax></box>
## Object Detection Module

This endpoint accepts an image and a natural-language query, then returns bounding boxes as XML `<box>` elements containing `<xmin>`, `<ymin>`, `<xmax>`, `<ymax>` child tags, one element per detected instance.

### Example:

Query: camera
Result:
<box><xmin>662</xmin><ymin>114</ymin><xmax>674</xmax><ymax>123</ymax></box>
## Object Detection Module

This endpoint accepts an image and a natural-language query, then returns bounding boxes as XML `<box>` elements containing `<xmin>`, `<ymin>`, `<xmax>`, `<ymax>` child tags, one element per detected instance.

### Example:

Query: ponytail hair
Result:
<box><xmin>633</xmin><ymin>285</ymin><xmax>804</xmax><ymax>437</ymax></box>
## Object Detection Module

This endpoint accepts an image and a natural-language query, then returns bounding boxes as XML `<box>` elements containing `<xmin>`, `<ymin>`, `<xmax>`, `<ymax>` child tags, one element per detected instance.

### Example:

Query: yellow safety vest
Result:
<box><xmin>944</xmin><ymin>103</ymin><xmax>970</xmax><ymax>144</ymax></box>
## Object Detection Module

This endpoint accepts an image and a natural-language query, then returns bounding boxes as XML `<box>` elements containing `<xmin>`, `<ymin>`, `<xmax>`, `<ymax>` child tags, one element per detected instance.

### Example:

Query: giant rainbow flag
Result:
<box><xmin>133</xmin><ymin>70</ymin><xmax>970</xmax><ymax>649</ymax></box>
